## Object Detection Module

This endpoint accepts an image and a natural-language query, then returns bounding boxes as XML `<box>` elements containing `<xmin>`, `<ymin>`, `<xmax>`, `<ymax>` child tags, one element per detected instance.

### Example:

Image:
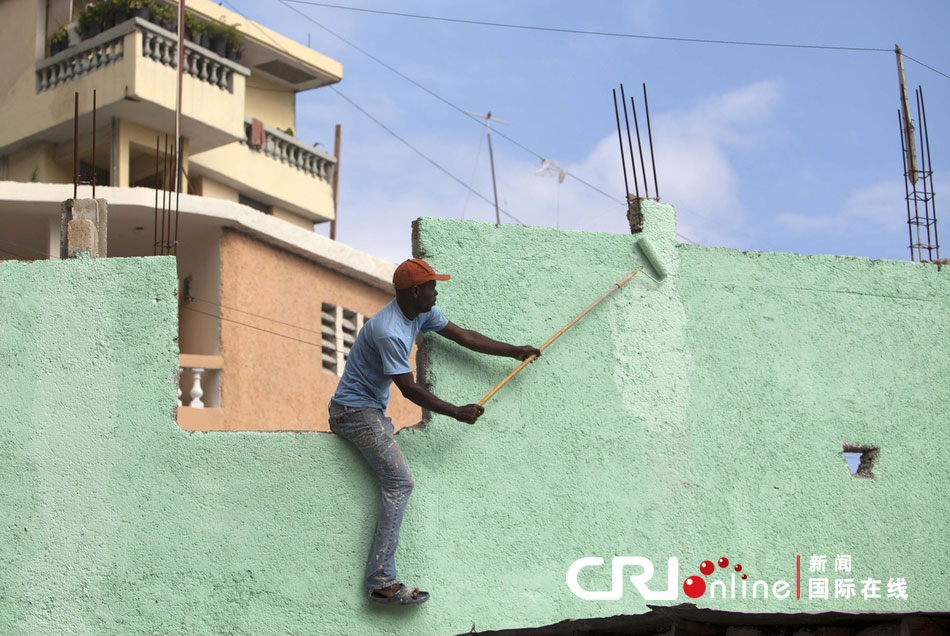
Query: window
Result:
<box><xmin>321</xmin><ymin>303</ymin><xmax>364</xmax><ymax>376</ymax></box>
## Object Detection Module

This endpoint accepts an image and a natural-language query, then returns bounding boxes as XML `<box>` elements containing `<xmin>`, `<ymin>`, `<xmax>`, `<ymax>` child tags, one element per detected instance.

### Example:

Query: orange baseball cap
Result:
<box><xmin>393</xmin><ymin>259</ymin><xmax>451</xmax><ymax>290</ymax></box>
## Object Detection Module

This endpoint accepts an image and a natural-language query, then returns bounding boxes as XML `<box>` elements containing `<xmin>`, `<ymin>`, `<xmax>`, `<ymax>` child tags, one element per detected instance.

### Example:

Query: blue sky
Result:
<box><xmin>224</xmin><ymin>0</ymin><xmax>950</xmax><ymax>264</ymax></box>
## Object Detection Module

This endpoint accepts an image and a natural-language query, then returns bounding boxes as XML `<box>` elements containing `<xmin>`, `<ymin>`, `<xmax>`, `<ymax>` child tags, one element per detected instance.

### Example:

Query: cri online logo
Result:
<box><xmin>567</xmin><ymin>555</ymin><xmax>788</xmax><ymax>601</ymax></box>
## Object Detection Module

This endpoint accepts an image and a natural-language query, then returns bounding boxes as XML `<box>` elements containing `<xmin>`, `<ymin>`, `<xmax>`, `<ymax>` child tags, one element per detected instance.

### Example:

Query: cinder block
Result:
<box><xmin>61</xmin><ymin>198</ymin><xmax>108</xmax><ymax>258</ymax></box>
<box><xmin>67</xmin><ymin>218</ymin><xmax>98</xmax><ymax>258</ymax></box>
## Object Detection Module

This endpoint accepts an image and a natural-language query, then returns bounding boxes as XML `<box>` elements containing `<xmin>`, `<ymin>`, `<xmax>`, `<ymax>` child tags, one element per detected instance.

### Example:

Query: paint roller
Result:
<box><xmin>476</xmin><ymin>237</ymin><xmax>668</xmax><ymax>409</ymax></box>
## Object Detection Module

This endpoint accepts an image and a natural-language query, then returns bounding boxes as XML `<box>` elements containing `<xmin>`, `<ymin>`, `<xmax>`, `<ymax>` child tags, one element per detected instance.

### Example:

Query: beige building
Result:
<box><xmin>0</xmin><ymin>0</ymin><xmax>423</xmax><ymax>432</ymax></box>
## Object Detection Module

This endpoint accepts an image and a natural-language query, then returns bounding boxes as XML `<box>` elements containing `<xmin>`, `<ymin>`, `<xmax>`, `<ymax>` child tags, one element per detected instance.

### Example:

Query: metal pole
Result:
<box><xmin>167</xmin><ymin>144</ymin><xmax>176</xmax><ymax>255</ymax></box>
<box><xmin>154</xmin><ymin>135</ymin><xmax>160</xmax><ymax>256</ymax></box>
<box><xmin>643</xmin><ymin>83</ymin><xmax>659</xmax><ymax>199</ymax></box>
<box><xmin>162</xmin><ymin>135</ymin><xmax>169</xmax><ymax>255</ymax></box>
<box><xmin>175</xmin><ymin>0</ymin><xmax>186</xmax><ymax>256</ymax></box>
<box><xmin>620</xmin><ymin>84</ymin><xmax>639</xmax><ymax>198</ymax></box>
<box><xmin>486</xmin><ymin>111</ymin><xmax>500</xmax><ymax>226</ymax></box>
<box><xmin>73</xmin><ymin>92</ymin><xmax>79</xmax><ymax>200</ymax></box>
<box><xmin>331</xmin><ymin>123</ymin><xmax>341</xmax><ymax>240</ymax></box>
<box><xmin>92</xmin><ymin>89</ymin><xmax>97</xmax><ymax>199</ymax></box>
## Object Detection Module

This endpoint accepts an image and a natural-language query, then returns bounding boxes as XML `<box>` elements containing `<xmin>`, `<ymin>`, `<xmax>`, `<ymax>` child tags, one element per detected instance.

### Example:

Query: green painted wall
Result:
<box><xmin>1</xmin><ymin>204</ymin><xmax>947</xmax><ymax>635</ymax></box>
<box><xmin>414</xmin><ymin>202</ymin><xmax>949</xmax><ymax>626</ymax></box>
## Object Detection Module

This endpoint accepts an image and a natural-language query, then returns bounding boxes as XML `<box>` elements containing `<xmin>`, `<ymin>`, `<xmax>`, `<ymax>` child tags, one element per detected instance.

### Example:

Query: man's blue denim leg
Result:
<box><xmin>329</xmin><ymin>402</ymin><xmax>414</xmax><ymax>591</ymax></box>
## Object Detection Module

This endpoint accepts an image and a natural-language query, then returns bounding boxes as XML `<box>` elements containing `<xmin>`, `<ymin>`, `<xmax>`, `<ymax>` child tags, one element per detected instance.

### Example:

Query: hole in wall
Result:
<box><xmin>842</xmin><ymin>444</ymin><xmax>879</xmax><ymax>479</ymax></box>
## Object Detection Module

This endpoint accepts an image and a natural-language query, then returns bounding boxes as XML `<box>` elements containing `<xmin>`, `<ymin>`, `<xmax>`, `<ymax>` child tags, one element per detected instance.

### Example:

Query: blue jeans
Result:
<box><xmin>328</xmin><ymin>401</ymin><xmax>414</xmax><ymax>591</ymax></box>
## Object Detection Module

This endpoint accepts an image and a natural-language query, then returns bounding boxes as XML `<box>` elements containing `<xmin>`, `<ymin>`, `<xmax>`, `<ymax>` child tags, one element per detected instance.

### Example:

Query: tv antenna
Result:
<box><xmin>464</xmin><ymin>110</ymin><xmax>509</xmax><ymax>226</ymax></box>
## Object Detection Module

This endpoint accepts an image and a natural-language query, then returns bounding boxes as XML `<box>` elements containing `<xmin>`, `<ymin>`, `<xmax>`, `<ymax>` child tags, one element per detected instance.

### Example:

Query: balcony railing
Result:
<box><xmin>178</xmin><ymin>354</ymin><xmax>222</xmax><ymax>409</ymax></box>
<box><xmin>36</xmin><ymin>17</ymin><xmax>248</xmax><ymax>95</ymax></box>
<box><xmin>241</xmin><ymin>117</ymin><xmax>337</xmax><ymax>184</ymax></box>
<box><xmin>36</xmin><ymin>27</ymin><xmax>125</xmax><ymax>92</ymax></box>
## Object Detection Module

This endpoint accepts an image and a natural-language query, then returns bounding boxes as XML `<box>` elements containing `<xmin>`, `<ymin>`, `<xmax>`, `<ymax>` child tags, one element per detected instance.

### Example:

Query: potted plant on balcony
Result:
<box><xmin>111</xmin><ymin>0</ymin><xmax>131</xmax><ymax>26</ymax></box>
<box><xmin>127</xmin><ymin>0</ymin><xmax>150</xmax><ymax>21</ymax></box>
<box><xmin>223</xmin><ymin>23</ymin><xmax>245</xmax><ymax>62</ymax></box>
<box><xmin>204</xmin><ymin>20</ymin><xmax>228</xmax><ymax>57</ymax></box>
<box><xmin>49</xmin><ymin>24</ymin><xmax>70</xmax><ymax>56</ymax></box>
<box><xmin>184</xmin><ymin>12</ymin><xmax>204</xmax><ymax>43</ymax></box>
<box><xmin>97</xmin><ymin>0</ymin><xmax>117</xmax><ymax>30</ymax></box>
<box><xmin>149</xmin><ymin>3</ymin><xmax>175</xmax><ymax>31</ymax></box>
<box><xmin>77</xmin><ymin>3</ymin><xmax>101</xmax><ymax>40</ymax></box>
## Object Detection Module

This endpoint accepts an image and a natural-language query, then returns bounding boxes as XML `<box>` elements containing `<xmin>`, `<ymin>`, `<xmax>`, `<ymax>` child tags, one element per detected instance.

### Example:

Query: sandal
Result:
<box><xmin>369</xmin><ymin>583</ymin><xmax>430</xmax><ymax>605</ymax></box>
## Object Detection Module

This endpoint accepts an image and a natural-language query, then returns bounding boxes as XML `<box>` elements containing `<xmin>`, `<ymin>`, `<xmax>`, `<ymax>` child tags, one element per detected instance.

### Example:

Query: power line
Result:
<box><xmin>229</xmin><ymin>0</ymin><xmax>527</xmax><ymax>224</ymax></box>
<box><xmin>330</xmin><ymin>87</ymin><xmax>527</xmax><ymax>225</ymax></box>
<box><xmin>183</xmin><ymin>305</ymin><xmax>326</xmax><ymax>349</ymax></box>
<box><xmin>190</xmin><ymin>294</ymin><xmax>325</xmax><ymax>336</ymax></box>
<box><xmin>0</xmin><ymin>237</ymin><xmax>56</xmax><ymax>260</ymax></box>
<box><xmin>284</xmin><ymin>0</ymin><xmax>950</xmax><ymax>80</ymax></box>
<box><xmin>236</xmin><ymin>0</ymin><xmax>698</xmax><ymax>242</ymax></box>
<box><xmin>284</xmin><ymin>0</ymin><xmax>894</xmax><ymax>53</ymax></box>
<box><xmin>0</xmin><ymin>246</ymin><xmax>34</xmax><ymax>261</ymax></box>
<box><xmin>274</xmin><ymin>0</ymin><xmax>622</xmax><ymax>205</ymax></box>
<box><xmin>902</xmin><ymin>53</ymin><xmax>950</xmax><ymax>81</ymax></box>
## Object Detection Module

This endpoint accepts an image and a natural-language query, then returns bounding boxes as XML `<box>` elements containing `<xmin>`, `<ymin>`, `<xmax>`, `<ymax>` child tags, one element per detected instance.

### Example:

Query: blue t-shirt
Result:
<box><xmin>331</xmin><ymin>299</ymin><xmax>449</xmax><ymax>411</ymax></box>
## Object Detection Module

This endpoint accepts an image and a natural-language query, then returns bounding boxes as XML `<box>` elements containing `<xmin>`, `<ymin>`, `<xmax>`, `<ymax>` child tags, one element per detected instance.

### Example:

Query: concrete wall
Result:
<box><xmin>245</xmin><ymin>75</ymin><xmax>295</xmax><ymax>132</ymax></box>
<box><xmin>2</xmin><ymin>204</ymin><xmax>946</xmax><ymax>635</ymax></box>
<box><xmin>188</xmin><ymin>140</ymin><xmax>336</xmax><ymax>223</ymax></box>
<box><xmin>412</xmin><ymin>202</ymin><xmax>949</xmax><ymax>627</ymax></box>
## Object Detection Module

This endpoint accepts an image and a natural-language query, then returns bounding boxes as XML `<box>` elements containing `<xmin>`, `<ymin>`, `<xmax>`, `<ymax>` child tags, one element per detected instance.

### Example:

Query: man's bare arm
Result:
<box><xmin>391</xmin><ymin>371</ymin><xmax>483</xmax><ymax>424</ymax></box>
<box><xmin>437</xmin><ymin>321</ymin><xmax>540</xmax><ymax>360</ymax></box>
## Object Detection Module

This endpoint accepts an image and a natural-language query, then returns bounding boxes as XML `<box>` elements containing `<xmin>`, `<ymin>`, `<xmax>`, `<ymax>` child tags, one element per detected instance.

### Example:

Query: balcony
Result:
<box><xmin>2</xmin><ymin>17</ymin><xmax>250</xmax><ymax>155</ymax></box>
<box><xmin>177</xmin><ymin>353</ymin><xmax>222</xmax><ymax>431</ymax></box>
<box><xmin>188</xmin><ymin>117</ymin><xmax>337</xmax><ymax>224</ymax></box>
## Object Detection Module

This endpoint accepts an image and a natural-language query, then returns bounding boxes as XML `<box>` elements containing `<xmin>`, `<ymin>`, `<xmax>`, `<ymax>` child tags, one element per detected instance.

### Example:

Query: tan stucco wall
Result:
<box><xmin>189</xmin><ymin>141</ymin><xmax>335</xmax><ymax>222</ymax></box>
<box><xmin>0</xmin><ymin>0</ymin><xmax>41</xmax><ymax>113</ymax></box>
<box><xmin>245</xmin><ymin>75</ymin><xmax>295</xmax><ymax>131</ymax></box>
<box><xmin>177</xmin><ymin>226</ymin><xmax>223</xmax><ymax>357</ymax></box>
<box><xmin>211</xmin><ymin>229</ymin><xmax>421</xmax><ymax>432</ymax></box>
<box><xmin>195</xmin><ymin>176</ymin><xmax>239</xmax><ymax>202</ymax></box>
<box><xmin>6</xmin><ymin>143</ymin><xmax>71</xmax><ymax>183</ymax></box>
<box><xmin>271</xmin><ymin>205</ymin><xmax>313</xmax><ymax>231</ymax></box>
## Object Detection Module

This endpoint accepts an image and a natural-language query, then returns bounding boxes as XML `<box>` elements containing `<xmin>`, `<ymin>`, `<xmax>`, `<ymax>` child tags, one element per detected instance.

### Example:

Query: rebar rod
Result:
<box><xmin>620</xmin><ymin>84</ymin><xmax>639</xmax><ymax>198</ymax></box>
<box><xmin>643</xmin><ymin>83</ymin><xmax>659</xmax><ymax>199</ymax></box>
<box><xmin>899</xmin><ymin>110</ymin><xmax>915</xmax><ymax>261</ymax></box>
<box><xmin>630</xmin><ymin>96</ymin><xmax>649</xmax><ymax>199</ymax></box>
<box><xmin>612</xmin><ymin>89</ymin><xmax>630</xmax><ymax>200</ymax></box>
<box><xmin>916</xmin><ymin>88</ymin><xmax>933</xmax><ymax>260</ymax></box>
<box><xmin>920</xmin><ymin>85</ymin><xmax>939</xmax><ymax>260</ymax></box>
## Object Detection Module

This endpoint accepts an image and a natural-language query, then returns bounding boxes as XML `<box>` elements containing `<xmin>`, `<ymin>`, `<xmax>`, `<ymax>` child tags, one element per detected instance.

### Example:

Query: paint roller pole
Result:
<box><xmin>476</xmin><ymin>237</ymin><xmax>668</xmax><ymax>409</ymax></box>
<box><xmin>477</xmin><ymin>270</ymin><xmax>640</xmax><ymax>408</ymax></box>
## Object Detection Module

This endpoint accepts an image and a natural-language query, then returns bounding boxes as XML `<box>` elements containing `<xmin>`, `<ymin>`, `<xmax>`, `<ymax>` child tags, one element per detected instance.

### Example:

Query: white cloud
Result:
<box><xmin>777</xmin><ymin>174</ymin><xmax>948</xmax><ymax>237</ymax></box>
<box><xmin>324</xmin><ymin>80</ymin><xmax>784</xmax><ymax>262</ymax></box>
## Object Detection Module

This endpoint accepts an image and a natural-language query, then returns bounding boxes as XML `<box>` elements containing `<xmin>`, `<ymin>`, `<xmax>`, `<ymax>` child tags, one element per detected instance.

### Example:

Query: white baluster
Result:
<box><xmin>189</xmin><ymin>367</ymin><xmax>205</xmax><ymax>408</ymax></box>
<box><xmin>177</xmin><ymin>382</ymin><xmax>182</xmax><ymax>407</ymax></box>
